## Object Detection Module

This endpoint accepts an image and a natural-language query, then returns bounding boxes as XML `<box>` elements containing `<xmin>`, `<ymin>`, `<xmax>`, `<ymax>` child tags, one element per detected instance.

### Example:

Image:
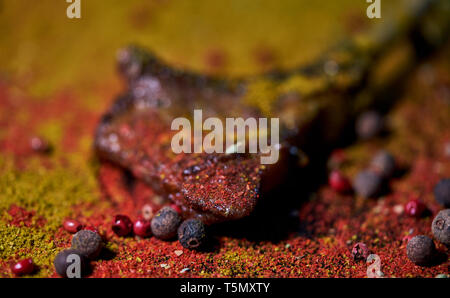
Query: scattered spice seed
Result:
<box><xmin>11</xmin><ymin>258</ymin><xmax>34</xmax><ymax>276</ymax></box>
<box><xmin>406</xmin><ymin>235</ymin><xmax>436</xmax><ymax>266</ymax></box>
<box><xmin>431</xmin><ymin>209</ymin><xmax>450</xmax><ymax>246</ymax></box>
<box><xmin>63</xmin><ymin>219</ymin><xmax>82</xmax><ymax>234</ymax></box>
<box><xmin>351</xmin><ymin>242</ymin><xmax>370</xmax><ymax>262</ymax></box>
<box><xmin>54</xmin><ymin>249</ymin><xmax>88</xmax><ymax>278</ymax></box>
<box><xmin>180</xmin><ymin>268</ymin><xmax>190</xmax><ymax>274</ymax></box>
<box><xmin>434</xmin><ymin>178</ymin><xmax>450</xmax><ymax>208</ymax></box>
<box><xmin>112</xmin><ymin>214</ymin><xmax>133</xmax><ymax>237</ymax></box>
<box><xmin>83</xmin><ymin>226</ymin><xmax>104</xmax><ymax>241</ymax></box>
<box><xmin>178</xmin><ymin>219</ymin><xmax>206</xmax><ymax>250</ymax></box>
<box><xmin>328</xmin><ymin>170</ymin><xmax>351</xmax><ymax>193</ymax></box>
<box><xmin>151</xmin><ymin>206</ymin><xmax>181</xmax><ymax>240</ymax></box>
<box><xmin>133</xmin><ymin>217</ymin><xmax>152</xmax><ymax>238</ymax></box>
<box><xmin>30</xmin><ymin>136</ymin><xmax>51</xmax><ymax>153</ymax></box>
<box><xmin>353</xmin><ymin>170</ymin><xmax>383</xmax><ymax>198</ymax></box>
<box><xmin>402</xmin><ymin>234</ymin><xmax>414</xmax><ymax>245</ymax></box>
<box><xmin>71</xmin><ymin>230</ymin><xmax>103</xmax><ymax>259</ymax></box>
<box><xmin>405</xmin><ymin>199</ymin><xmax>427</xmax><ymax>218</ymax></box>
<box><xmin>370</xmin><ymin>150</ymin><xmax>396</xmax><ymax>178</ymax></box>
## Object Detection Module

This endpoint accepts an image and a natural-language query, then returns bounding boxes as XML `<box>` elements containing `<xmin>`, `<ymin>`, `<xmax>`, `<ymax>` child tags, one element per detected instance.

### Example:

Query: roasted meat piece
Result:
<box><xmin>95</xmin><ymin>0</ymin><xmax>449</xmax><ymax>224</ymax></box>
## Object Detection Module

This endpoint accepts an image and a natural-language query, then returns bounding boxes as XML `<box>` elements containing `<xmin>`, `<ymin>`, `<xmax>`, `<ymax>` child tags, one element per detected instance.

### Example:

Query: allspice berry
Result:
<box><xmin>71</xmin><ymin>230</ymin><xmax>102</xmax><ymax>259</ymax></box>
<box><xmin>432</xmin><ymin>209</ymin><xmax>450</xmax><ymax>246</ymax></box>
<box><xmin>370</xmin><ymin>150</ymin><xmax>396</xmax><ymax>178</ymax></box>
<box><xmin>151</xmin><ymin>206</ymin><xmax>181</xmax><ymax>240</ymax></box>
<box><xmin>353</xmin><ymin>170</ymin><xmax>383</xmax><ymax>198</ymax></box>
<box><xmin>434</xmin><ymin>179</ymin><xmax>450</xmax><ymax>208</ymax></box>
<box><xmin>54</xmin><ymin>249</ymin><xmax>88</xmax><ymax>278</ymax></box>
<box><xmin>406</xmin><ymin>235</ymin><xmax>436</xmax><ymax>266</ymax></box>
<box><xmin>178</xmin><ymin>219</ymin><xmax>206</xmax><ymax>250</ymax></box>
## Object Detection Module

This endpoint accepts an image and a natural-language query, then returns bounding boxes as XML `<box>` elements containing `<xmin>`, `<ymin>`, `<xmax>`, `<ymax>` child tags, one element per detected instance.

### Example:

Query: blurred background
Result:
<box><xmin>0</xmin><ymin>0</ymin><xmax>397</xmax><ymax>99</ymax></box>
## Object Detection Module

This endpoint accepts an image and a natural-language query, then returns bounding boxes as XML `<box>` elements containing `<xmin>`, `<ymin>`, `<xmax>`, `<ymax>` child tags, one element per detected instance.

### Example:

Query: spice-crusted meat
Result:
<box><xmin>96</xmin><ymin>108</ymin><xmax>264</xmax><ymax>224</ymax></box>
<box><xmin>95</xmin><ymin>52</ymin><xmax>268</xmax><ymax>224</ymax></box>
<box><xmin>95</xmin><ymin>0</ymin><xmax>449</xmax><ymax>224</ymax></box>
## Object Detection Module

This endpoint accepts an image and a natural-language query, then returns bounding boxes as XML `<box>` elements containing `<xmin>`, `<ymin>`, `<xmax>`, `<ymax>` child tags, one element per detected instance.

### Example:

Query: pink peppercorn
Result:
<box><xmin>169</xmin><ymin>204</ymin><xmax>182</xmax><ymax>214</ymax></box>
<box><xmin>133</xmin><ymin>217</ymin><xmax>152</xmax><ymax>238</ymax></box>
<box><xmin>30</xmin><ymin>136</ymin><xmax>51</xmax><ymax>153</ymax></box>
<box><xmin>402</xmin><ymin>234</ymin><xmax>414</xmax><ymax>244</ymax></box>
<box><xmin>11</xmin><ymin>258</ymin><xmax>34</xmax><ymax>276</ymax></box>
<box><xmin>405</xmin><ymin>199</ymin><xmax>426</xmax><ymax>218</ymax></box>
<box><xmin>63</xmin><ymin>219</ymin><xmax>82</xmax><ymax>233</ymax></box>
<box><xmin>112</xmin><ymin>215</ymin><xmax>133</xmax><ymax>236</ymax></box>
<box><xmin>84</xmin><ymin>226</ymin><xmax>98</xmax><ymax>233</ymax></box>
<box><xmin>351</xmin><ymin>242</ymin><xmax>370</xmax><ymax>262</ymax></box>
<box><xmin>329</xmin><ymin>170</ymin><xmax>351</xmax><ymax>193</ymax></box>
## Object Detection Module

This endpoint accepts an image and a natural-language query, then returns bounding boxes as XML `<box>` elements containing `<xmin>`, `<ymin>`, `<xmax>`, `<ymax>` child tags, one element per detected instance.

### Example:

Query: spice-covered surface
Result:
<box><xmin>0</xmin><ymin>1</ymin><xmax>449</xmax><ymax>277</ymax></box>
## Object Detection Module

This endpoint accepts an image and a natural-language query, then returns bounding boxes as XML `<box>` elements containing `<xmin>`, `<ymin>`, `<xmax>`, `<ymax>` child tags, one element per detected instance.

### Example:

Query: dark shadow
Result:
<box><xmin>421</xmin><ymin>208</ymin><xmax>433</xmax><ymax>219</ymax></box>
<box><xmin>393</xmin><ymin>165</ymin><xmax>410</xmax><ymax>179</ymax></box>
<box><xmin>83</xmin><ymin>262</ymin><xmax>93</xmax><ymax>277</ymax></box>
<box><xmin>211</xmin><ymin>147</ymin><xmax>331</xmax><ymax>243</ymax></box>
<box><xmin>30</xmin><ymin>264</ymin><xmax>40</xmax><ymax>276</ymax></box>
<box><xmin>122</xmin><ymin>168</ymin><xmax>137</xmax><ymax>193</ymax></box>
<box><xmin>197</xmin><ymin>235</ymin><xmax>221</xmax><ymax>253</ymax></box>
<box><xmin>97</xmin><ymin>246</ymin><xmax>117</xmax><ymax>261</ymax></box>
<box><xmin>428</xmin><ymin>251</ymin><xmax>448</xmax><ymax>267</ymax></box>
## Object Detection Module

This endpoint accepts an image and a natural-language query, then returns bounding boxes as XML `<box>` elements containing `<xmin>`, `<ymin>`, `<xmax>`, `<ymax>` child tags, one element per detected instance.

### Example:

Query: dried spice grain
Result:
<box><xmin>151</xmin><ymin>206</ymin><xmax>181</xmax><ymax>240</ymax></box>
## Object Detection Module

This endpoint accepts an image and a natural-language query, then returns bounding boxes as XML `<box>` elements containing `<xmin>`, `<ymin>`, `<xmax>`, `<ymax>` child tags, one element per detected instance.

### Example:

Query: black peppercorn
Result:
<box><xmin>432</xmin><ymin>209</ymin><xmax>450</xmax><ymax>247</ymax></box>
<box><xmin>71</xmin><ymin>230</ymin><xmax>102</xmax><ymax>259</ymax></box>
<box><xmin>406</xmin><ymin>235</ymin><xmax>436</xmax><ymax>266</ymax></box>
<box><xmin>151</xmin><ymin>206</ymin><xmax>182</xmax><ymax>240</ymax></box>
<box><xmin>178</xmin><ymin>219</ymin><xmax>206</xmax><ymax>250</ymax></box>
<box><xmin>434</xmin><ymin>179</ymin><xmax>450</xmax><ymax>208</ymax></box>
<box><xmin>353</xmin><ymin>170</ymin><xmax>383</xmax><ymax>198</ymax></box>
<box><xmin>54</xmin><ymin>249</ymin><xmax>88</xmax><ymax>278</ymax></box>
<box><xmin>370</xmin><ymin>150</ymin><xmax>396</xmax><ymax>178</ymax></box>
